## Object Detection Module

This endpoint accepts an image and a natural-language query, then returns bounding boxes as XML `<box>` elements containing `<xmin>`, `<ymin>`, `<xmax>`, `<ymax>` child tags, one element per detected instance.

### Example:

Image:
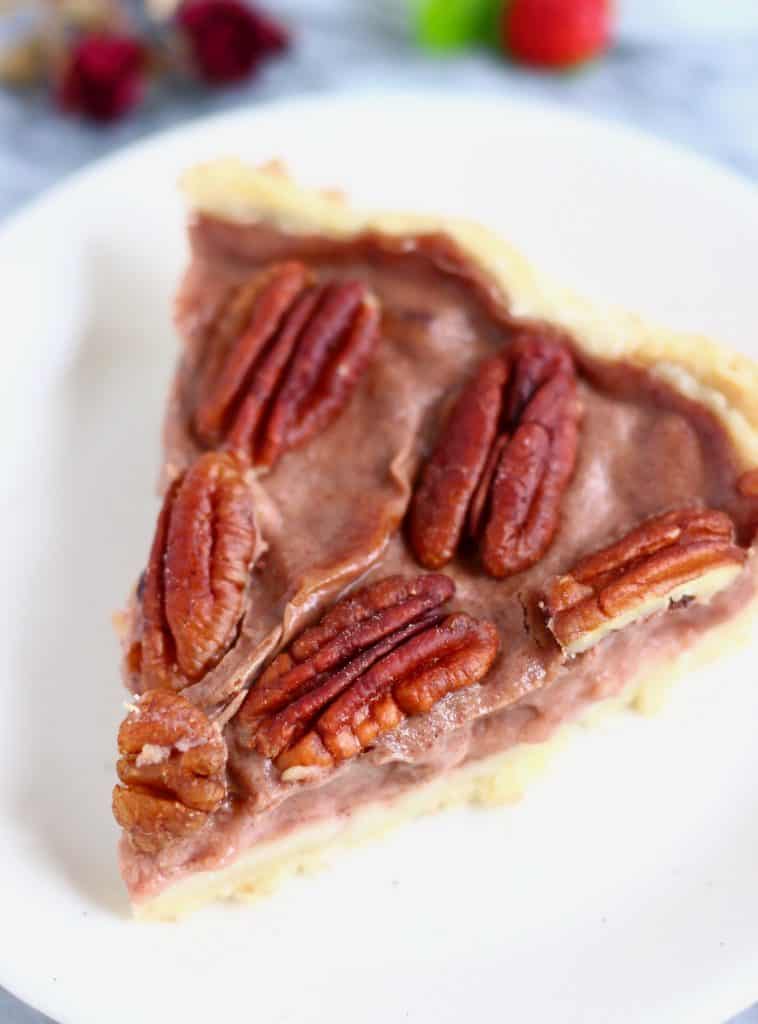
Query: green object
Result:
<box><xmin>415</xmin><ymin>0</ymin><xmax>503</xmax><ymax>50</ymax></box>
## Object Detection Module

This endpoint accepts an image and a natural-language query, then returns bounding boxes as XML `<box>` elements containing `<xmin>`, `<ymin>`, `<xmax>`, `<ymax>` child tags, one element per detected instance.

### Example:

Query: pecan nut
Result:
<box><xmin>543</xmin><ymin>507</ymin><xmax>746</xmax><ymax>656</ymax></box>
<box><xmin>408</xmin><ymin>333</ymin><xmax>581</xmax><ymax>578</ymax></box>
<box><xmin>130</xmin><ymin>451</ymin><xmax>258</xmax><ymax>692</ymax></box>
<box><xmin>738</xmin><ymin>468</ymin><xmax>758</xmax><ymax>497</ymax></box>
<box><xmin>235</xmin><ymin>574</ymin><xmax>499</xmax><ymax>778</ymax></box>
<box><xmin>112</xmin><ymin>690</ymin><xmax>227</xmax><ymax>853</ymax></box>
<box><xmin>192</xmin><ymin>261</ymin><xmax>381</xmax><ymax>468</ymax></box>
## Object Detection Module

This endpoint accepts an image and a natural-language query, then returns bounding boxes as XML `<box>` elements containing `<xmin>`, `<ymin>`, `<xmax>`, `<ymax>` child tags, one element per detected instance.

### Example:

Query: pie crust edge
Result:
<box><xmin>136</xmin><ymin>595</ymin><xmax>756</xmax><ymax>920</ymax></box>
<box><xmin>182</xmin><ymin>158</ymin><xmax>758</xmax><ymax>469</ymax></box>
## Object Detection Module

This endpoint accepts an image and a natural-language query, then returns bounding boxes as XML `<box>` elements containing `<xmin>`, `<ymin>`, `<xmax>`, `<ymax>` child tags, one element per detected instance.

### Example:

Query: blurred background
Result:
<box><xmin>0</xmin><ymin>0</ymin><xmax>757</xmax><ymax>217</ymax></box>
<box><xmin>1</xmin><ymin>1</ymin><xmax>757</xmax><ymax>1021</ymax></box>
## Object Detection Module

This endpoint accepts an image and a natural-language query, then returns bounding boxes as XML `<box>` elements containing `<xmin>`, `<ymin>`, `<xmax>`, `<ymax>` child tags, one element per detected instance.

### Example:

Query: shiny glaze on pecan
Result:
<box><xmin>132</xmin><ymin>451</ymin><xmax>258</xmax><ymax>692</ymax></box>
<box><xmin>408</xmin><ymin>334</ymin><xmax>581</xmax><ymax>578</ymax></box>
<box><xmin>113</xmin><ymin>690</ymin><xmax>227</xmax><ymax>853</ymax></box>
<box><xmin>543</xmin><ymin>507</ymin><xmax>746</xmax><ymax>655</ymax></box>
<box><xmin>235</xmin><ymin>574</ymin><xmax>499</xmax><ymax>777</ymax></box>
<box><xmin>738</xmin><ymin>468</ymin><xmax>758</xmax><ymax>497</ymax></box>
<box><xmin>193</xmin><ymin>261</ymin><xmax>381</xmax><ymax>468</ymax></box>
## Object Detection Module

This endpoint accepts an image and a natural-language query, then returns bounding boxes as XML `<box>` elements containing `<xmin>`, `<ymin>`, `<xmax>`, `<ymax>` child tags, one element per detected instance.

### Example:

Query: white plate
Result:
<box><xmin>1</xmin><ymin>92</ymin><xmax>757</xmax><ymax>1024</ymax></box>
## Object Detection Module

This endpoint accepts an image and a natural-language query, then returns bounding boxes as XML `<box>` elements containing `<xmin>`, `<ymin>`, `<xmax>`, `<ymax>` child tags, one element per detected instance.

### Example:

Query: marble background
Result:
<box><xmin>2</xmin><ymin>0</ymin><xmax>758</xmax><ymax>216</ymax></box>
<box><xmin>1</xmin><ymin>1</ymin><xmax>757</xmax><ymax>1020</ymax></box>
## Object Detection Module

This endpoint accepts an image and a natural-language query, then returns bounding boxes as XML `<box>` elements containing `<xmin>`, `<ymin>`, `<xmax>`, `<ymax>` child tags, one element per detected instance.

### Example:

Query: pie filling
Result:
<box><xmin>115</xmin><ymin>211</ymin><xmax>758</xmax><ymax>908</ymax></box>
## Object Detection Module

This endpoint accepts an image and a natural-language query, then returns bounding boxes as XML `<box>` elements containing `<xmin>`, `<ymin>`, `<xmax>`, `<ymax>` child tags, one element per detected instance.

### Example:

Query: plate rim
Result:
<box><xmin>2</xmin><ymin>88</ymin><xmax>758</xmax><ymax>1024</ymax></box>
<box><xmin>2</xmin><ymin>87</ymin><xmax>756</xmax><ymax>242</ymax></box>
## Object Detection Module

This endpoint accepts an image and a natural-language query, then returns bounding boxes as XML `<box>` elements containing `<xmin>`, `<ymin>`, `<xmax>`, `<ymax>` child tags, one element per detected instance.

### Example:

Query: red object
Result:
<box><xmin>177</xmin><ymin>0</ymin><xmax>289</xmax><ymax>85</ymax></box>
<box><xmin>502</xmin><ymin>0</ymin><xmax>612</xmax><ymax>68</ymax></box>
<box><xmin>57</xmin><ymin>33</ymin><xmax>146</xmax><ymax>123</ymax></box>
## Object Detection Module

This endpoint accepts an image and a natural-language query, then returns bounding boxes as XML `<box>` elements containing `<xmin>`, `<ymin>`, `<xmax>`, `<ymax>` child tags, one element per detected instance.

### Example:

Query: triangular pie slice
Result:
<box><xmin>113</xmin><ymin>160</ymin><xmax>758</xmax><ymax>919</ymax></box>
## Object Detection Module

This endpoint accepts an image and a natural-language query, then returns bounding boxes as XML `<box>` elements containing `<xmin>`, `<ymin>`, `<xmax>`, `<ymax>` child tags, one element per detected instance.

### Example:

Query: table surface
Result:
<box><xmin>1</xmin><ymin>1</ymin><xmax>757</xmax><ymax>1020</ymax></box>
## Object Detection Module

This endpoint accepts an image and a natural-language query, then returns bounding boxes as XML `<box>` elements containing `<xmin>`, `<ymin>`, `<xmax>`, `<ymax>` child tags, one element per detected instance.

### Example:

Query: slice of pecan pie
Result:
<box><xmin>113</xmin><ymin>160</ymin><xmax>758</xmax><ymax>919</ymax></box>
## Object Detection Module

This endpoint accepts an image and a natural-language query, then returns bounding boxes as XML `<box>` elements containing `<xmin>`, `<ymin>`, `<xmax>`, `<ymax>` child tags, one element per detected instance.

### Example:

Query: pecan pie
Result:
<box><xmin>113</xmin><ymin>160</ymin><xmax>758</xmax><ymax>918</ymax></box>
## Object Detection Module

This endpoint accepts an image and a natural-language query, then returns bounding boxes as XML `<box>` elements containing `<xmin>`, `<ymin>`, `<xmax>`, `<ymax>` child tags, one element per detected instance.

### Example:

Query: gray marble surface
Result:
<box><xmin>2</xmin><ymin>0</ymin><xmax>758</xmax><ymax>218</ymax></box>
<box><xmin>1</xmin><ymin>1</ymin><xmax>757</xmax><ymax>1021</ymax></box>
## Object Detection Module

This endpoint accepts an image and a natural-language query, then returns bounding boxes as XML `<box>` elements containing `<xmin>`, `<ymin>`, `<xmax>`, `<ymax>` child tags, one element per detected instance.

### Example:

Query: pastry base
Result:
<box><xmin>135</xmin><ymin>592</ymin><xmax>756</xmax><ymax>921</ymax></box>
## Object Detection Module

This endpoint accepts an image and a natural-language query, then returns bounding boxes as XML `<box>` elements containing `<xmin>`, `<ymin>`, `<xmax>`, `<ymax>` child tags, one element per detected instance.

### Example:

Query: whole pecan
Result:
<box><xmin>235</xmin><ymin>574</ymin><xmax>499</xmax><ymax>777</ymax></box>
<box><xmin>112</xmin><ymin>690</ymin><xmax>227</xmax><ymax>853</ymax></box>
<box><xmin>408</xmin><ymin>333</ymin><xmax>581</xmax><ymax>578</ymax></box>
<box><xmin>193</xmin><ymin>261</ymin><xmax>381</xmax><ymax>468</ymax></box>
<box><xmin>131</xmin><ymin>451</ymin><xmax>258</xmax><ymax>692</ymax></box>
<box><xmin>543</xmin><ymin>507</ymin><xmax>746</xmax><ymax>655</ymax></box>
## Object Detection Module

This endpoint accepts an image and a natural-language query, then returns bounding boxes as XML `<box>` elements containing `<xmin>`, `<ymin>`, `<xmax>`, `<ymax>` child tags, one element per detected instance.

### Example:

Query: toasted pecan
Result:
<box><xmin>409</xmin><ymin>333</ymin><xmax>581</xmax><ymax>577</ymax></box>
<box><xmin>131</xmin><ymin>451</ymin><xmax>258</xmax><ymax>693</ymax></box>
<box><xmin>738</xmin><ymin>469</ymin><xmax>758</xmax><ymax>498</ymax></box>
<box><xmin>235</xmin><ymin>574</ymin><xmax>499</xmax><ymax>778</ymax></box>
<box><xmin>193</xmin><ymin>262</ymin><xmax>381</xmax><ymax>468</ymax></box>
<box><xmin>543</xmin><ymin>507</ymin><xmax>746</xmax><ymax>655</ymax></box>
<box><xmin>113</xmin><ymin>690</ymin><xmax>227</xmax><ymax>853</ymax></box>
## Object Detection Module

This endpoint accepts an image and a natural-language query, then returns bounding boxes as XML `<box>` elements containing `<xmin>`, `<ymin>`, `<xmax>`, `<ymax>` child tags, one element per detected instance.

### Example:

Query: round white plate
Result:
<box><xmin>1</xmin><ymin>93</ymin><xmax>757</xmax><ymax>1024</ymax></box>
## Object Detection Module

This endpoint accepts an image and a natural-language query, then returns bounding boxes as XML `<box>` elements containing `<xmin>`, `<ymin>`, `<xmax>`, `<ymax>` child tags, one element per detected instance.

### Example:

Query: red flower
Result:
<box><xmin>57</xmin><ymin>33</ymin><xmax>146</xmax><ymax>123</ymax></box>
<box><xmin>177</xmin><ymin>0</ymin><xmax>289</xmax><ymax>86</ymax></box>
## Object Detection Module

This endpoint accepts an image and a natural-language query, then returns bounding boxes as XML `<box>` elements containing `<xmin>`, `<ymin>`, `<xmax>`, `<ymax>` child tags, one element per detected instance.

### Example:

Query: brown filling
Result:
<box><xmin>119</xmin><ymin>216</ymin><xmax>758</xmax><ymax>902</ymax></box>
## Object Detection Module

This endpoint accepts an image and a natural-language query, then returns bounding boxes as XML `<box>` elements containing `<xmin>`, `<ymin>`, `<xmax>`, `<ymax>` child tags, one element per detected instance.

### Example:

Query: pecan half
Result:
<box><xmin>112</xmin><ymin>690</ymin><xmax>227</xmax><ymax>853</ymax></box>
<box><xmin>193</xmin><ymin>262</ymin><xmax>381</xmax><ymax>468</ymax></box>
<box><xmin>543</xmin><ymin>507</ymin><xmax>746</xmax><ymax>656</ymax></box>
<box><xmin>235</xmin><ymin>574</ymin><xmax>499</xmax><ymax>778</ymax></box>
<box><xmin>408</xmin><ymin>334</ymin><xmax>581</xmax><ymax>578</ymax></box>
<box><xmin>132</xmin><ymin>451</ymin><xmax>258</xmax><ymax>692</ymax></box>
<box><xmin>738</xmin><ymin>468</ymin><xmax>758</xmax><ymax>497</ymax></box>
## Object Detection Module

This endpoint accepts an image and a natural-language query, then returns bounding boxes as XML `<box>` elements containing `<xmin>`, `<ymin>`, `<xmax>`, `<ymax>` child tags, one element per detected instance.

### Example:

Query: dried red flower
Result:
<box><xmin>177</xmin><ymin>0</ymin><xmax>289</xmax><ymax>85</ymax></box>
<box><xmin>57</xmin><ymin>33</ymin><xmax>146</xmax><ymax>123</ymax></box>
